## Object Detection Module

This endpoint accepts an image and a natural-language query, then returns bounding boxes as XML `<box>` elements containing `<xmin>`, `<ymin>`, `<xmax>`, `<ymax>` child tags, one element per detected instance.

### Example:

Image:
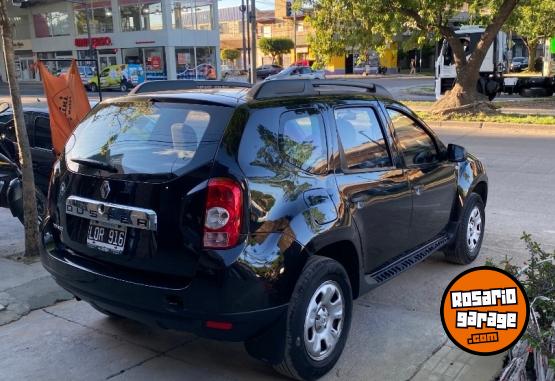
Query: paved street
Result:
<box><xmin>1</xmin><ymin>125</ymin><xmax>554</xmax><ymax>380</ymax></box>
<box><xmin>0</xmin><ymin>76</ymin><xmax>523</xmax><ymax>102</ymax></box>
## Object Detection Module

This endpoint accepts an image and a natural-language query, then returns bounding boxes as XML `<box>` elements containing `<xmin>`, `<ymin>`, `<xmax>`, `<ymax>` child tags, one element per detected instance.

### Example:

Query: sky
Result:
<box><xmin>218</xmin><ymin>0</ymin><xmax>275</xmax><ymax>10</ymax></box>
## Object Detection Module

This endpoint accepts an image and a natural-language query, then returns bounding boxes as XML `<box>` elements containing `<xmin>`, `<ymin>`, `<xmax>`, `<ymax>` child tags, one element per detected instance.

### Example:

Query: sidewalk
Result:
<box><xmin>0</xmin><ymin>210</ymin><xmax>72</xmax><ymax>326</ymax></box>
<box><xmin>411</xmin><ymin>341</ymin><xmax>505</xmax><ymax>381</ymax></box>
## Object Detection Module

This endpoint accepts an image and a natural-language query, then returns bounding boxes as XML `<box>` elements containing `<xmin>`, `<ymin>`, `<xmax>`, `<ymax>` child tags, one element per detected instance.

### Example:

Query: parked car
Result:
<box><xmin>177</xmin><ymin>63</ymin><xmax>217</xmax><ymax>80</ymax></box>
<box><xmin>266</xmin><ymin>65</ymin><xmax>326</xmax><ymax>80</ymax></box>
<box><xmin>59</xmin><ymin>66</ymin><xmax>96</xmax><ymax>88</ymax></box>
<box><xmin>510</xmin><ymin>57</ymin><xmax>529</xmax><ymax>72</ymax></box>
<box><xmin>256</xmin><ymin>64</ymin><xmax>283</xmax><ymax>79</ymax></box>
<box><xmin>0</xmin><ymin>103</ymin><xmax>55</xmax><ymax>223</ymax></box>
<box><xmin>88</xmin><ymin>64</ymin><xmax>145</xmax><ymax>92</ymax></box>
<box><xmin>41</xmin><ymin>79</ymin><xmax>488</xmax><ymax>380</ymax></box>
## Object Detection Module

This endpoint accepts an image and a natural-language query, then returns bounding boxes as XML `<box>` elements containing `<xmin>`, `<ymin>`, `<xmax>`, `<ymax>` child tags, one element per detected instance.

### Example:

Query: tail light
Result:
<box><xmin>203</xmin><ymin>178</ymin><xmax>243</xmax><ymax>249</ymax></box>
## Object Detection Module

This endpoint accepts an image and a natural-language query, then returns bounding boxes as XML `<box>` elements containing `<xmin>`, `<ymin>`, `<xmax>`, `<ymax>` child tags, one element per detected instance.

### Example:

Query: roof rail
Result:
<box><xmin>248</xmin><ymin>79</ymin><xmax>393</xmax><ymax>100</ymax></box>
<box><xmin>130</xmin><ymin>80</ymin><xmax>252</xmax><ymax>94</ymax></box>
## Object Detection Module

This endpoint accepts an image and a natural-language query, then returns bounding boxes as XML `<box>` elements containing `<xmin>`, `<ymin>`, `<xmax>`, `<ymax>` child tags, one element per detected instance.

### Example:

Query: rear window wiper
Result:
<box><xmin>71</xmin><ymin>158</ymin><xmax>118</xmax><ymax>173</ymax></box>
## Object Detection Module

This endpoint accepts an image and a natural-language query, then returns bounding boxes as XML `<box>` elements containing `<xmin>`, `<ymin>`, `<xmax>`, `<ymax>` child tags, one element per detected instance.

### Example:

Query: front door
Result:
<box><xmin>385</xmin><ymin>107</ymin><xmax>457</xmax><ymax>247</ymax></box>
<box><xmin>332</xmin><ymin>104</ymin><xmax>413</xmax><ymax>271</ymax></box>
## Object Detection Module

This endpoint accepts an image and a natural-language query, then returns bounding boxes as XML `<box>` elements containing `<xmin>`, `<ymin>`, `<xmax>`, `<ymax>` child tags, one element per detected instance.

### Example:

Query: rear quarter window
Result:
<box><xmin>279</xmin><ymin>109</ymin><xmax>327</xmax><ymax>174</ymax></box>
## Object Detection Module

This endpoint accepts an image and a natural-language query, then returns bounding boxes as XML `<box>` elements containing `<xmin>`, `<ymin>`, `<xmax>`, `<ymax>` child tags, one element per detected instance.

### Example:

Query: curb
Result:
<box><xmin>425</xmin><ymin>120</ymin><xmax>555</xmax><ymax>130</ymax></box>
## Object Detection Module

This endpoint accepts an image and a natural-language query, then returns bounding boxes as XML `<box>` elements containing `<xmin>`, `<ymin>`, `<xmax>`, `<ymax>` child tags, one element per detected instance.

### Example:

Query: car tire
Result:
<box><xmin>16</xmin><ymin>189</ymin><xmax>47</xmax><ymax>226</ymax></box>
<box><xmin>519</xmin><ymin>87</ymin><xmax>550</xmax><ymax>97</ymax></box>
<box><xmin>272</xmin><ymin>256</ymin><xmax>353</xmax><ymax>381</ymax></box>
<box><xmin>89</xmin><ymin>83</ymin><xmax>98</xmax><ymax>93</ymax></box>
<box><xmin>120</xmin><ymin>82</ymin><xmax>129</xmax><ymax>92</ymax></box>
<box><xmin>444</xmin><ymin>193</ymin><xmax>485</xmax><ymax>265</ymax></box>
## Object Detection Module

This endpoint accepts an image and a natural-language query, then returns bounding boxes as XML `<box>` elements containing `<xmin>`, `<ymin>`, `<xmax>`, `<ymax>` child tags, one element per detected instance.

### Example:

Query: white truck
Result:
<box><xmin>435</xmin><ymin>26</ymin><xmax>555</xmax><ymax>99</ymax></box>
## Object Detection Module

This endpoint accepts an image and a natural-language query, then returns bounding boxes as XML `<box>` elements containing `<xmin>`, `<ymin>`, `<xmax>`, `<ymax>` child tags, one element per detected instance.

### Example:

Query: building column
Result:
<box><xmin>166</xmin><ymin>45</ymin><xmax>176</xmax><ymax>80</ymax></box>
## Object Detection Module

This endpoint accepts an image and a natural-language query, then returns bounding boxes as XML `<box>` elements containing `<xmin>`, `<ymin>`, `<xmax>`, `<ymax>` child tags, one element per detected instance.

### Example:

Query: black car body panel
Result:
<box><xmin>41</xmin><ymin>82</ymin><xmax>488</xmax><ymax>341</ymax></box>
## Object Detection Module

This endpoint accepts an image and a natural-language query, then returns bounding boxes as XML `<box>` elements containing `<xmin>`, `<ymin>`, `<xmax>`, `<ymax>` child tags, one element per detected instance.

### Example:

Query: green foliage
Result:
<box><xmin>220</xmin><ymin>49</ymin><xmax>240</xmax><ymax>62</ymax></box>
<box><xmin>258</xmin><ymin>38</ymin><xmax>295</xmax><ymax>64</ymax></box>
<box><xmin>307</xmin><ymin>0</ymin><xmax>518</xmax><ymax>95</ymax></box>
<box><xmin>418</xmin><ymin>111</ymin><xmax>555</xmax><ymax>125</ymax></box>
<box><xmin>506</xmin><ymin>0</ymin><xmax>555</xmax><ymax>45</ymax></box>
<box><xmin>491</xmin><ymin>233</ymin><xmax>555</xmax><ymax>365</ymax></box>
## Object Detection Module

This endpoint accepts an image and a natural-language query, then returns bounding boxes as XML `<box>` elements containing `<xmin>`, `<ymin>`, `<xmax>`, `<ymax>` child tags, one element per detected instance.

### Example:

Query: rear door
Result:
<box><xmin>58</xmin><ymin>99</ymin><xmax>236</xmax><ymax>277</ymax></box>
<box><xmin>385</xmin><ymin>106</ymin><xmax>457</xmax><ymax>247</ymax></box>
<box><xmin>331</xmin><ymin>102</ymin><xmax>413</xmax><ymax>272</ymax></box>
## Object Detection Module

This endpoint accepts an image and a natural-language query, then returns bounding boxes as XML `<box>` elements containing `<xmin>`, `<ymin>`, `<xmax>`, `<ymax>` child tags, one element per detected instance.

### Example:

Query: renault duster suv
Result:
<box><xmin>41</xmin><ymin>80</ymin><xmax>488</xmax><ymax>380</ymax></box>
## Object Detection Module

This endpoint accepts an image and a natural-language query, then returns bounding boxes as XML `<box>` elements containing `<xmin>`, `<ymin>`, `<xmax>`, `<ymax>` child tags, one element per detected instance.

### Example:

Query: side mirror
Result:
<box><xmin>447</xmin><ymin>144</ymin><xmax>467</xmax><ymax>162</ymax></box>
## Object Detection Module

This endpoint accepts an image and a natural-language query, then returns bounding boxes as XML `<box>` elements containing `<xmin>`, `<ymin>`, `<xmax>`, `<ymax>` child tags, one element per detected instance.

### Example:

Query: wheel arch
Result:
<box><xmin>305</xmin><ymin>237</ymin><xmax>362</xmax><ymax>300</ymax></box>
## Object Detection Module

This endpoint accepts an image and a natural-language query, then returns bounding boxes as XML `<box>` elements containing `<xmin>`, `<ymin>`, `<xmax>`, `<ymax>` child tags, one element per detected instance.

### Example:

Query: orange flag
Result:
<box><xmin>38</xmin><ymin>60</ymin><xmax>91</xmax><ymax>155</ymax></box>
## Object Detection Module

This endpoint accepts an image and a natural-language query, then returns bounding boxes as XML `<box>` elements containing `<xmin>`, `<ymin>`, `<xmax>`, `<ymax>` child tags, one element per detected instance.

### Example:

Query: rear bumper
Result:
<box><xmin>40</xmin><ymin>223</ymin><xmax>288</xmax><ymax>342</ymax></box>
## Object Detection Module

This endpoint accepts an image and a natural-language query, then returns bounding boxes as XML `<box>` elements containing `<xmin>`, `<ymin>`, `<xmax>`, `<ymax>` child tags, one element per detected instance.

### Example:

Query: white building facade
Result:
<box><xmin>1</xmin><ymin>0</ymin><xmax>220</xmax><ymax>81</ymax></box>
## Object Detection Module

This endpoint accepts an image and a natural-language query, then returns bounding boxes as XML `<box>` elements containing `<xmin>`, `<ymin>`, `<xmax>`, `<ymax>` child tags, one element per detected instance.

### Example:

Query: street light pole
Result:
<box><xmin>249</xmin><ymin>0</ymin><xmax>257</xmax><ymax>84</ymax></box>
<box><xmin>245</xmin><ymin>0</ymin><xmax>251</xmax><ymax>82</ymax></box>
<box><xmin>66</xmin><ymin>0</ymin><xmax>101</xmax><ymax>100</ymax></box>
<box><xmin>293</xmin><ymin>10</ymin><xmax>296</xmax><ymax>65</ymax></box>
<box><xmin>240</xmin><ymin>0</ymin><xmax>247</xmax><ymax>71</ymax></box>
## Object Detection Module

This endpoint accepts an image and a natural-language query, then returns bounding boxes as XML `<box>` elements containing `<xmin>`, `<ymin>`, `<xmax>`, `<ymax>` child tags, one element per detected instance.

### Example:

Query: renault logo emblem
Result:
<box><xmin>100</xmin><ymin>181</ymin><xmax>111</xmax><ymax>200</ymax></box>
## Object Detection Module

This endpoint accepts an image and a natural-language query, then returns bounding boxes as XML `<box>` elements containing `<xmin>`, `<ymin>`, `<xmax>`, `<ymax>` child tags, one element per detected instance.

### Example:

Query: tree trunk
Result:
<box><xmin>430</xmin><ymin>0</ymin><xmax>519</xmax><ymax>114</ymax></box>
<box><xmin>0</xmin><ymin>0</ymin><xmax>40</xmax><ymax>257</ymax></box>
<box><xmin>527</xmin><ymin>40</ymin><xmax>538</xmax><ymax>72</ymax></box>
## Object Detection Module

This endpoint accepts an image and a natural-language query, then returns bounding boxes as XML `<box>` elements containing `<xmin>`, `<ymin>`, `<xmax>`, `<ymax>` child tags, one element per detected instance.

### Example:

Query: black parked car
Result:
<box><xmin>0</xmin><ymin>104</ymin><xmax>55</xmax><ymax>222</ymax></box>
<box><xmin>41</xmin><ymin>80</ymin><xmax>488</xmax><ymax>380</ymax></box>
<box><xmin>256</xmin><ymin>64</ymin><xmax>283</xmax><ymax>79</ymax></box>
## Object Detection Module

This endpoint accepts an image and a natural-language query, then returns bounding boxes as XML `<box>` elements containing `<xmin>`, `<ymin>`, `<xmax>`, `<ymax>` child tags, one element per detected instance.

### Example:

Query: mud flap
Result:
<box><xmin>244</xmin><ymin>311</ymin><xmax>287</xmax><ymax>365</ymax></box>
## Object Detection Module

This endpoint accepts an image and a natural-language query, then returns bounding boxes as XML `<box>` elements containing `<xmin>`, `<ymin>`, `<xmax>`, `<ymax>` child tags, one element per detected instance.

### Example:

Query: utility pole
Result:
<box><xmin>293</xmin><ymin>10</ymin><xmax>297</xmax><ymax>65</ymax></box>
<box><xmin>245</xmin><ymin>0</ymin><xmax>251</xmax><ymax>82</ymax></box>
<box><xmin>240</xmin><ymin>0</ymin><xmax>247</xmax><ymax>71</ymax></box>
<box><xmin>249</xmin><ymin>0</ymin><xmax>257</xmax><ymax>83</ymax></box>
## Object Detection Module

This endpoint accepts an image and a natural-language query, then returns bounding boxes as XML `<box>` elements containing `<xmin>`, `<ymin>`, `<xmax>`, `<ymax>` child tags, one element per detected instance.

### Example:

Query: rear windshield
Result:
<box><xmin>65</xmin><ymin>100</ymin><xmax>234</xmax><ymax>178</ymax></box>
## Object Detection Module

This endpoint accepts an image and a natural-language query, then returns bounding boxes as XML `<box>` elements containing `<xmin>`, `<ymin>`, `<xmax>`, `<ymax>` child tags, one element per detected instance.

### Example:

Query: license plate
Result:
<box><xmin>86</xmin><ymin>220</ymin><xmax>127</xmax><ymax>254</ymax></box>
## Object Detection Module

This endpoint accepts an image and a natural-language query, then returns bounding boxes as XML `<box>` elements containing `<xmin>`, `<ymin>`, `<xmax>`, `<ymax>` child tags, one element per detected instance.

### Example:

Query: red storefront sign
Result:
<box><xmin>74</xmin><ymin>37</ymin><xmax>112</xmax><ymax>48</ymax></box>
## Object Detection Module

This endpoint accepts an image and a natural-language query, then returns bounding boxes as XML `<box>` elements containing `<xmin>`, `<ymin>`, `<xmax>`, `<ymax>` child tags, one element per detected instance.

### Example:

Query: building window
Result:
<box><xmin>74</xmin><ymin>1</ymin><xmax>114</xmax><ymax>34</ymax></box>
<box><xmin>296</xmin><ymin>22</ymin><xmax>304</xmax><ymax>32</ymax></box>
<box><xmin>119</xmin><ymin>0</ymin><xmax>163</xmax><ymax>32</ymax></box>
<box><xmin>122</xmin><ymin>47</ymin><xmax>166</xmax><ymax>80</ymax></box>
<box><xmin>262</xmin><ymin>25</ymin><xmax>271</xmax><ymax>37</ymax></box>
<box><xmin>172</xmin><ymin>0</ymin><xmax>214</xmax><ymax>30</ymax></box>
<box><xmin>175</xmin><ymin>46</ymin><xmax>216</xmax><ymax>79</ymax></box>
<box><xmin>12</xmin><ymin>15</ymin><xmax>31</xmax><ymax>40</ymax></box>
<box><xmin>33</xmin><ymin>11</ymin><xmax>71</xmax><ymax>37</ymax></box>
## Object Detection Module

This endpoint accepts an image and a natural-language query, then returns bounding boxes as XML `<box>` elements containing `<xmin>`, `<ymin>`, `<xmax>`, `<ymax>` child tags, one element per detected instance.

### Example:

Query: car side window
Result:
<box><xmin>34</xmin><ymin>116</ymin><xmax>52</xmax><ymax>150</ymax></box>
<box><xmin>334</xmin><ymin>107</ymin><xmax>392</xmax><ymax>170</ymax></box>
<box><xmin>387</xmin><ymin>108</ymin><xmax>438</xmax><ymax>166</ymax></box>
<box><xmin>300</xmin><ymin>67</ymin><xmax>312</xmax><ymax>74</ymax></box>
<box><xmin>279</xmin><ymin>109</ymin><xmax>327</xmax><ymax>174</ymax></box>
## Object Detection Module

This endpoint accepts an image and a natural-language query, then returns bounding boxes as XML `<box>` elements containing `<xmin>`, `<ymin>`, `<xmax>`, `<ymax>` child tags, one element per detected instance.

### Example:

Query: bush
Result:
<box><xmin>490</xmin><ymin>233</ymin><xmax>555</xmax><ymax>373</ymax></box>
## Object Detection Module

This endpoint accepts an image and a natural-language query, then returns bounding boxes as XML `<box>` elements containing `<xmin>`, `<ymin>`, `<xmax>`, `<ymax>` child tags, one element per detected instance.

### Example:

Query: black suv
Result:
<box><xmin>41</xmin><ymin>80</ymin><xmax>487</xmax><ymax>380</ymax></box>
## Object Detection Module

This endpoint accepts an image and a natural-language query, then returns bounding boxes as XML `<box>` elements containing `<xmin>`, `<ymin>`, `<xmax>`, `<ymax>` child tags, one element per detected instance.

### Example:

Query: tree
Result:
<box><xmin>259</xmin><ymin>37</ymin><xmax>295</xmax><ymax>65</ymax></box>
<box><xmin>308</xmin><ymin>0</ymin><xmax>521</xmax><ymax>114</ymax></box>
<box><xmin>220</xmin><ymin>49</ymin><xmax>241</xmax><ymax>65</ymax></box>
<box><xmin>0</xmin><ymin>0</ymin><xmax>40</xmax><ymax>257</ymax></box>
<box><xmin>506</xmin><ymin>0</ymin><xmax>555</xmax><ymax>72</ymax></box>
